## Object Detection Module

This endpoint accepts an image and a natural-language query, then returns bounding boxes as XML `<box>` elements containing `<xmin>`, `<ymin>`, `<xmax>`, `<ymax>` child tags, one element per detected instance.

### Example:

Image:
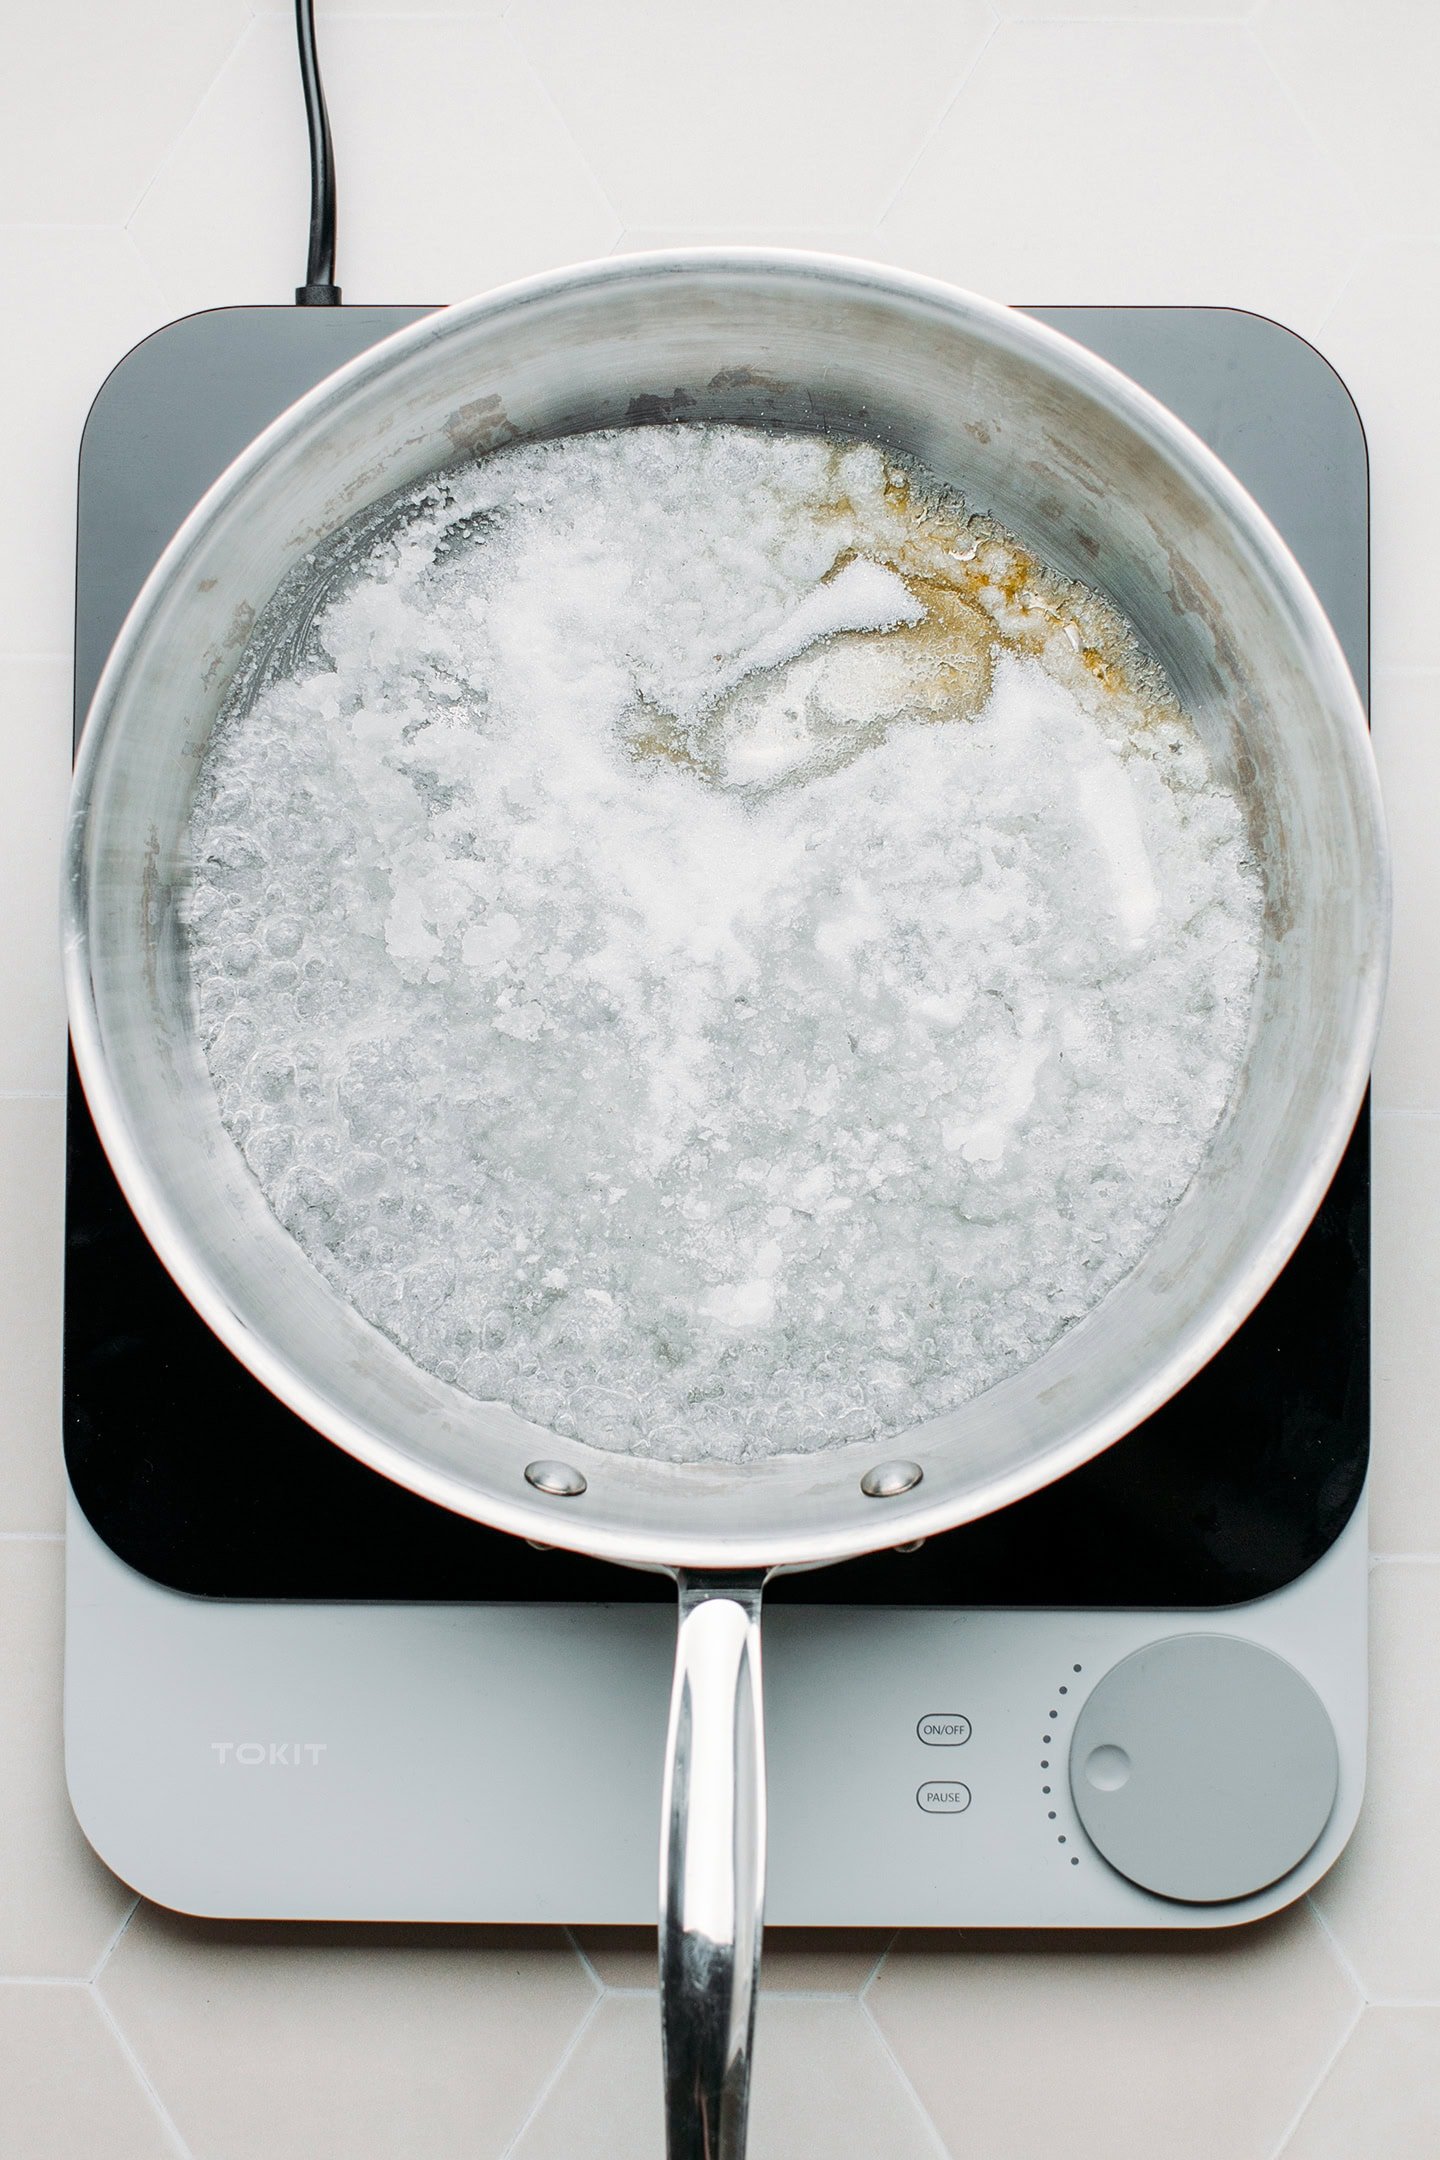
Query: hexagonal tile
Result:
<box><xmin>99</xmin><ymin>1903</ymin><xmax>596</xmax><ymax>2160</ymax></box>
<box><xmin>574</xmin><ymin>1925</ymin><xmax>889</xmax><ymax>1993</ymax></box>
<box><xmin>1317</xmin><ymin>241</ymin><xmax>1440</xmax><ymax>675</ymax></box>
<box><xmin>0</xmin><ymin>1985</ymin><xmax>176</xmax><ymax>2160</ymax></box>
<box><xmin>129</xmin><ymin>16</ymin><xmax>620</xmax><ymax>317</ymax></box>
<box><xmin>0</xmin><ymin>660</ymin><xmax>71</xmax><ymax>1103</ymax></box>
<box><xmin>125</xmin><ymin>19</ymin><xmax>318</xmax><ymax>312</ymax></box>
<box><xmin>1371</xmin><ymin>1116</ymin><xmax>1440</xmax><ymax>1556</ymax></box>
<box><xmin>253</xmin><ymin>0</ymin><xmax>502</xmax><ymax>12</ymax></box>
<box><xmin>510</xmin><ymin>1991</ymin><xmax>944</xmax><ymax>2160</ymax></box>
<box><xmin>0</xmin><ymin>1541</ymin><xmax>136</xmax><ymax>1976</ymax></box>
<box><xmin>878</xmin><ymin>21</ymin><xmax>1364</xmax><ymax>325</ymax></box>
<box><xmin>0</xmin><ymin>1100</ymin><xmax>66</xmax><ymax>1531</ymax></box>
<box><xmin>1285</xmin><ymin>2008</ymin><xmax>1440</xmax><ymax>2159</ymax></box>
<box><xmin>996</xmin><ymin>0</ymin><xmax>1251</xmax><ymax>10</ymax></box>
<box><xmin>0</xmin><ymin>231</ymin><xmax>169</xmax><ymax>659</ymax></box>
<box><xmin>1255</xmin><ymin>0</ymin><xmax>1438</xmax><ymax>235</ymax></box>
<box><xmin>509</xmin><ymin>0</ymin><xmax>994</xmax><ymax>229</ymax></box>
<box><xmin>0</xmin><ymin>0</ymin><xmax>248</xmax><ymax>223</ymax></box>
<box><xmin>869</xmin><ymin>1907</ymin><xmax>1357</xmax><ymax>2160</ymax></box>
<box><xmin>614</xmin><ymin>226</ymin><xmax>883</xmax><ymax>260</ymax></box>
<box><xmin>1312</xmin><ymin>1563</ymin><xmax>1440</xmax><ymax>2000</ymax></box>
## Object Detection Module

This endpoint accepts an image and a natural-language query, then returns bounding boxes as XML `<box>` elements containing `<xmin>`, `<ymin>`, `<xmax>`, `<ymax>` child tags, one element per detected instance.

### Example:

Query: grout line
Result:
<box><xmin>0</xmin><ymin>221</ymin><xmax>149</xmax><ymax>235</ymax></box>
<box><xmin>495</xmin><ymin>1985</ymin><xmax>606</xmax><ymax>2160</ymax></box>
<box><xmin>1358</xmin><ymin>1996</ymin><xmax>1440</xmax><ymax>2010</ymax></box>
<box><xmin>1370</xmin><ymin>1553</ymin><xmax>1440</xmax><ymax>1566</ymax></box>
<box><xmin>1268</xmin><ymin>1994</ymin><xmax>1364</xmax><ymax>2159</ymax></box>
<box><xmin>1312</xmin><ymin>243</ymin><xmax>1368</xmax><ymax>343</ymax></box>
<box><xmin>859</xmin><ymin>1929</ymin><xmax>898</xmax><ymax>1999</ymax></box>
<box><xmin>87</xmin><ymin>1898</ymin><xmax>141</xmax><ymax>1986</ymax></box>
<box><xmin>113</xmin><ymin>225</ymin><xmax>173</xmax><ymax>318</ymax></box>
<box><xmin>0</xmin><ymin>1091</ymin><xmax>64</xmax><ymax>1103</ymax></box>
<box><xmin>562</xmin><ymin>1927</ymin><xmax>607</xmax><ymax>1999</ymax></box>
<box><xmin>254</xmin><ymin>6</ymin><xmax>500</xmax><ymax>12</ymax></box>
<box><xmin>0</xmin><ymin>1531</ymin><xmax>65</xmax><ymax>1544</ymax></box>
<box><xmin>497</xmin><ymin>13</ymin><xmax>626</xmax><ymax>239</ymax></box>
<box><xmin>1237</xmin><ymin>15</ymin><xmax>1371</xmax><ymax>292</ymax></box>
<box><xmin>1305</xmin><ymin>1895</ymin><xmax>1368</xmax><ymax>2006</ymax></box>
<box><xmin>996</xmin><ymin>9</ymin><xmax>1258</xmax><ymax>16</ymax></box>
<box><xmin>763</xmin><ymin>1984</ymin><xmax>878</xmax><ymax>2002</ymax></box>
<box><xmin>872</xmin><ymin>20</ymin><xmax>999</xmax><ymax>231</ymax></box>
<box><xmin>90</xmin><ymin>1986</ymin><xmax>198</xmax><ymax>2160</ymax></box>
<box><xmin>858</xmin><ymin>1991</ymin><xmax>953</xmax><ymax>2160</ymax></box>
<box><xmin>589</xmin><ymin>1982</ymin><xmax>870</xmax><ymax>2002</ymax></box>
<box><xmin>608</xmin><ymin>223</ymin><xmax>883</xmax><ymax>243</ymax></box>
<box><xmin>306</xmin><ymin>7</ymin><xmax>518</xmax><ymax>15</ymax></box>
<box><xmin>123</xmin><ymin>15</ymin><xmax>258</xmax><ymax>239</ymax></box>
<box><xmin>0</xmin><ymin>1974</ymin><xmax>89</xmax><ymax>1987</ymax></box>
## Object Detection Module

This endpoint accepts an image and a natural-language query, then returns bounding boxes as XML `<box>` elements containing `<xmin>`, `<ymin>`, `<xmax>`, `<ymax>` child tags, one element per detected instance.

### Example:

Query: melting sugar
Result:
<box><xmin>185</xmin><ymin>426</ymin><xmax>1263</xmax><ymax>1463</ymax></box>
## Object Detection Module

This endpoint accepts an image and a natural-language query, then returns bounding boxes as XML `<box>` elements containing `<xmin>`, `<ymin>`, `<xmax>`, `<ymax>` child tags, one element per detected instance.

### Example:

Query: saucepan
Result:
<box><xmin>63</xmin><ymin>254</ymin><xmax>1388</xmax><ymax>2159</ymax></box>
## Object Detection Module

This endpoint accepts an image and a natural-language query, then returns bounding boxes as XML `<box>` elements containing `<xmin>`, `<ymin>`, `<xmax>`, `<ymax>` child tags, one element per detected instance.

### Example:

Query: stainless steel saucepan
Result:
<box><xmin>63</xmin><ymin>254</ymin><xmax>1388</xmax><ymax>2160</ymax></box>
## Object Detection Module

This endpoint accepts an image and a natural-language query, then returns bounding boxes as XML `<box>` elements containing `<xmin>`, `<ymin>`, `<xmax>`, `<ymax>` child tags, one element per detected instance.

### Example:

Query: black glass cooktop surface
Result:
<box><xmin>65</xmin><ymin>303</ymin><xmax>1370</xmax><ymax>1609</ymax></box>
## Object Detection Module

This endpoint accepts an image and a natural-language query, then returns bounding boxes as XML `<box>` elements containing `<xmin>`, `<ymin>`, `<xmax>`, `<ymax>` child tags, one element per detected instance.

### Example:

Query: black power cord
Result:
<box><xmin>294</xmin><ymin>0</ymin><xmax>341</xmax><ymax>305</ymax></box>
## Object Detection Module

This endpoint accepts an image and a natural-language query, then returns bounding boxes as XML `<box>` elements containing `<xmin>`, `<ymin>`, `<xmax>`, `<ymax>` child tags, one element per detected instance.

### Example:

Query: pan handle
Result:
<box><xmin>660</xmin><ymin>1568</ymin><xmax>769</xmax><ymax>2160</ymax></box>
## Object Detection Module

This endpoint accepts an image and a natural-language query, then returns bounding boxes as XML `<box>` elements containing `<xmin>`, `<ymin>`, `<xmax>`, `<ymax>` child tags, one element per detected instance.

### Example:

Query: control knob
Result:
<box><xmin>1068</xmin><ymin>1634</ymin><xmax>1339</xmax><ymax>1904</ymax></box>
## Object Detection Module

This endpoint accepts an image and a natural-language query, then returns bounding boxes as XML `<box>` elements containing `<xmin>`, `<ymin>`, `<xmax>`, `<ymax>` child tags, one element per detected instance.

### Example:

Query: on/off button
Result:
<box><xmin>918</xmin><ymin>1713</ymin><xmax>971</xmax><ymax>1746</ymax></box>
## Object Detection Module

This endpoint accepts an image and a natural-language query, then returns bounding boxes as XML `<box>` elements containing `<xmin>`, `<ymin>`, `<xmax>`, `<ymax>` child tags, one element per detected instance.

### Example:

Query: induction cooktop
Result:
<box><xmin>64</xmin><ymin>301</ymin><xmax>1372</xmax><ymax>1927</ymax></box>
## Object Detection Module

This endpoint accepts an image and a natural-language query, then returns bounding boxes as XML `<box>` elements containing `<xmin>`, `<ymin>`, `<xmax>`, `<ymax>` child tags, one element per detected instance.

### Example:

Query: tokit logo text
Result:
<box><xmin>210</xmin><ymin>1741</ymin><xmax>328</xmax><ymax>1767</ymax></box>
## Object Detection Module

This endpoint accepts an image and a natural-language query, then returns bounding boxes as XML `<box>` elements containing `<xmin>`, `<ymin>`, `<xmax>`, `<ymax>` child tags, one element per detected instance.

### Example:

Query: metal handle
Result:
<box><xmin>660</xmin><ymin>1569</ymin><xmax>768</xmax><ymax>2160</ymax></box>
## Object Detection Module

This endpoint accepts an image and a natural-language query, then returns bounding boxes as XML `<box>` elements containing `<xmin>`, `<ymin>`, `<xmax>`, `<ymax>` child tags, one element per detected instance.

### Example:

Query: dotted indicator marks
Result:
<box><xmin>1044</xmin><ymin>1664</ymin><xmax>1084</xmax><ymax>1869</ymax></box>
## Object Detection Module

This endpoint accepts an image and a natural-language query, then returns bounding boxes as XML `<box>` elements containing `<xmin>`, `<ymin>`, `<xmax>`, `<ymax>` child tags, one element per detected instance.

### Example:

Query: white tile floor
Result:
<box><xmin>1</xmin><ymin>2</ymin><xmax>1436</xmax><ymax>2153</ymax></box>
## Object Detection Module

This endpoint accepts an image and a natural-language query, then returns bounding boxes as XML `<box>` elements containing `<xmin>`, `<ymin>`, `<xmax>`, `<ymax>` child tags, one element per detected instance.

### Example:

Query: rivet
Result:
<box><xmin>894</xmin><ymin>1538</ymin><xmax>926</xmax><ymax>1554</ymax></box>
<box><xmin>861</xmin><ymin>1460</ymin><xmax>923</xmax><ymax>1499</ymax></box>
<box><xmin>525</xmin><ymin>1459</ymin><xmax>587</xmax><ymax>1498</ymax></box>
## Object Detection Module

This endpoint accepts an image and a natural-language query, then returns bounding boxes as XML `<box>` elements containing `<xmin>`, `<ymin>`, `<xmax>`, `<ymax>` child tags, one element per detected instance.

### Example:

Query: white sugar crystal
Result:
<box><xmin>722</xmin><ymin>556</ymin><xmax>924</xmax><ymax>690</ymax></box>
<box><xmin>185</xmin><ymin>425</ymin><xmax>1263</xmax><ymax>1464</ymax></box>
